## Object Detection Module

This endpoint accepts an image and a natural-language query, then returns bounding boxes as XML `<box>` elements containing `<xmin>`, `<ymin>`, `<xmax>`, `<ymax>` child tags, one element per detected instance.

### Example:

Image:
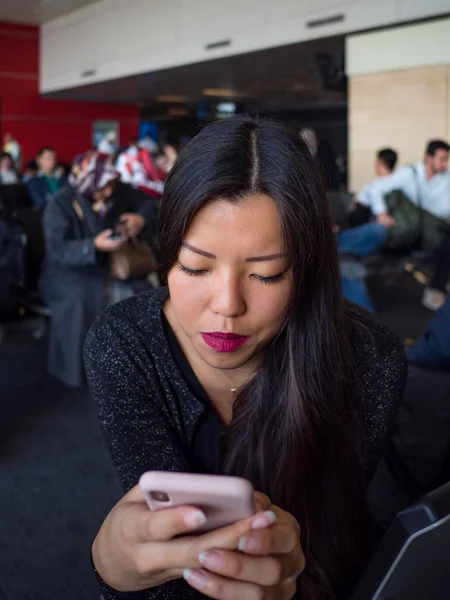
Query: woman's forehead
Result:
<box><xmin>182</xmin><ymin>194</ymin><xmax>285</xmax><ymax>256</ymax></box>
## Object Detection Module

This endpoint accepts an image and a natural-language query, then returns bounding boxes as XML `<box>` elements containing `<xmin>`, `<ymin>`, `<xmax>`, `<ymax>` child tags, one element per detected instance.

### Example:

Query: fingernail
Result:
<box><xmin>238</xmin><ymin>535</ymin><xmax>261</xmax><ymax>552</ymax></box>
<box><xmin>183</xmin><ymin>569</ymin><xmax>207</xmax><ymax>589</ymax></box>
<box><xmin>199</xmin><ymin>550</ymin><xmax>224</xmax><ymax>570</ymax></box>
<box><xmin>183</xmin><ymin>510</ymin><xmax>207</xmax><ymax>529</ymax></box>
<box><xmin>251</xmin><ymin>510</ymin><xmax>277</xmax><ymax>530</ymax></box>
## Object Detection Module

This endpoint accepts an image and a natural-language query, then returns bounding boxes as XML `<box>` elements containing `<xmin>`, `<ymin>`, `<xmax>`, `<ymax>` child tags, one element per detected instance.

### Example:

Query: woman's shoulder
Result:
<box><xmin>344</xmin><ymin>302</ymin><xmax>406</xmax><ymax>378</ymax></box>
<box><xmin>86</xmin><ymin>287</ymin><xmax>169</xmax><ymax>349</ymax></box>
<box><xmin>344</xmin><ymin>303</ymin><xmax>407</xmax><ymax>475</ymax></box>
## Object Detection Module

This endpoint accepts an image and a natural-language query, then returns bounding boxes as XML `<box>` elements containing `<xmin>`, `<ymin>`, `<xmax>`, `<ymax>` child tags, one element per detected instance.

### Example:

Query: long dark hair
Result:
<box><xmin>159</xmin><ymin>117</ymin><xmax>368</xmax><ymax>599</ymax></box>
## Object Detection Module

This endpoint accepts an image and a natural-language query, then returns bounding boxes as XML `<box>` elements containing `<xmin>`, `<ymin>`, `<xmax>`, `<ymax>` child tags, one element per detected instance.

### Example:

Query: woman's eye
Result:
<box><xmin>252</xmin><ymin>272</ymin><xmax>286</xmax><ymax>285</ymax></box>
<box><xmin>178</xmin><ymin>264</ymin><xmax>206</xmax><ymax>276</ymax></box>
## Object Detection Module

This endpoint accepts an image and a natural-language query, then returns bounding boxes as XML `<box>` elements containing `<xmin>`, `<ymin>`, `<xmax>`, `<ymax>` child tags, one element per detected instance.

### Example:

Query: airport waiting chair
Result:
<box><xmin>0</xmin><ymin>184</ymin><xmax>32</xmax><ymax>221</ymax></box>
<box><xmin>352</xmin><ymin>481</ymin><xmax>450</xmax><ymax>600</ymax></box>
<box><xmin>13</xmin><ymin>208</ymin><xmax>51</xmax><ymax>338</ymax></box>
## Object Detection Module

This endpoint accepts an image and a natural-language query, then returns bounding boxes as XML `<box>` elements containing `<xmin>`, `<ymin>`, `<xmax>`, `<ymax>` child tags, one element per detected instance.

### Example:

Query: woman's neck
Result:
<box><xmin>163</xmin><ymin>299</ymin><xmax>258</xmax><ymax>424</ymax></box>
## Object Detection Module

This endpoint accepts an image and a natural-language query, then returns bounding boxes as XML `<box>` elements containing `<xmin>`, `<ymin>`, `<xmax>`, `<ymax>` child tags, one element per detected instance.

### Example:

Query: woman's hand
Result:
<box><xmin>94</xmin><ymin>229</ymin><xmax>125</xmax><ymax>253</ymax></box>
<box><xmin>120</xmin><ymin>213</ymin><xmax>146</xmax><ymax>238</ymax></box>
<box><xmin>93</xmin><ymin>485</ymin><xmax>304</xmax><ymax>598</ymax></box>
<box><xmin>184</xmin><ymin>503</ymin><xmax>305</xmax><ymax>600</ymax></box>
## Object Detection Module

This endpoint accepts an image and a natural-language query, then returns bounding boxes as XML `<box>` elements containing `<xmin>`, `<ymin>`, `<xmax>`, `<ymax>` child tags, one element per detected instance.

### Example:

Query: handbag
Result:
<box><xmin>386</xmin><ymin>166</ymin><xmax>446</xmax><ymax>252</ymax></box>
<box><xmin>110</xmin><ymin>238</ymin><xmax>157</xmax><ymax>281</ymax></box>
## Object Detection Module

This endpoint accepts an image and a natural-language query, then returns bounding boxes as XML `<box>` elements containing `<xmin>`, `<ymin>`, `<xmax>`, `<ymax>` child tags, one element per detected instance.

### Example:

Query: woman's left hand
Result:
<box><xmin>184</xmin><ymin>503</ymin><xmax>305</xmax><ymax>600</ymax></box>
<box><xmin>120</xmin><ymin>213</ymin><xmax>146</xmax><ymax>237</ymax></box>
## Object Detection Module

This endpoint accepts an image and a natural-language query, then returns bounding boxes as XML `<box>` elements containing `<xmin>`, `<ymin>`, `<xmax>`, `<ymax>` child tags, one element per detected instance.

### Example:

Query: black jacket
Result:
<box><xmin>84</xmin><ymin>288</ymin><xmax>406</xmax><ymax>600</ymax></box>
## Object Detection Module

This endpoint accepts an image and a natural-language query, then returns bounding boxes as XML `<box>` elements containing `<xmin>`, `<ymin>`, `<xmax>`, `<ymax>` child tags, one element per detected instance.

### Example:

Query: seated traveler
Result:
<box><xmin>354</xmin><ymin>148</ymin><xmax>398</xmax><ymax>218</ymax></box>
<box><xmin>40</xmin><ymin>152</ymin><xmax>158</xmax><ymax>388</ymax></box>
<box><xmin>27</xmin><ymin>147</ymin><xmax>67</xmax><ymax>208</ymax></box>
<box><xmin>336</xmin><ymin>148</ymin><xmax>399</xmax><ymax>261</ymax></box>
<box><xmin>85</xmin><ymin>118</ymin><xmax>406</xmax><ymax>600</ymax></box>
<box><xmin>407</xmin><ymin>293</ymin><xmax>450</xmax><ymax>370</ymax></box>
<box><xmin>0</xmin><ymin>152</ymin><xmax>19</xmax><ymax>185</ymax></box>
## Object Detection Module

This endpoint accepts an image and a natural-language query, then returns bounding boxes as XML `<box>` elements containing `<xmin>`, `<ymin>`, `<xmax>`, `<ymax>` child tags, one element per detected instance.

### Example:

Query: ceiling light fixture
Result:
<box><xmin>202</xmin><ymin>88</ymin><xmax>242</xmax><ymax>97</ymax></box>
<box><xmin>167</xmin><ymin>107</ymin><xmax>190</xmax><ymax>116</ymax></box>
<box><xmin>157</xmin><ymin>94</ymin><xmax>188</xmax><ymax>103</ymax></box>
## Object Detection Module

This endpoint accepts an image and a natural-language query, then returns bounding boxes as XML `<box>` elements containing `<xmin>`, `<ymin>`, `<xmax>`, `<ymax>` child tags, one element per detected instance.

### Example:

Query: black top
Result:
<box><xmin>161</xmin><ymin>313</ymin><xmax>223</xmax><ymax>475</ymax></box>
<box><xmin>84</xmin><ymin>287</ymin><xmax>406</xmax><ymax>600</ymax></box>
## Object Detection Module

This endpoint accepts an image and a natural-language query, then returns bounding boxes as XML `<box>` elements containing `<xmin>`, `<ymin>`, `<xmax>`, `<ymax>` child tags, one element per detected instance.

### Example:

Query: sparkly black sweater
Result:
<box><xmin>84</xmin><ymin>287</ymin><xmax>406</xmax><ymax>600</ymax></box>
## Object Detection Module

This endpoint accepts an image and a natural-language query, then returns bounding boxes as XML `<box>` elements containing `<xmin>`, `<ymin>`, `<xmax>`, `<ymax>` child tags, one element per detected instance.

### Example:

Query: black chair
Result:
<box><xmin>0</xmin><ymin>184</ymin><xmax>32</xmax><ymax>221</ymax></box>
<box><xmin>352</xmin><ymin>481</ymin><xmax>450</xmax><ymax>599</ymax></box>
<box><xmin>12</xmin><ymin>208</ymin><xmax>45</xmax><ymax>292</ymax></box>
<box><xmin>12</xmin><ymin>208</ymin><xmax>51</xmax><ymax>337</ymax></box>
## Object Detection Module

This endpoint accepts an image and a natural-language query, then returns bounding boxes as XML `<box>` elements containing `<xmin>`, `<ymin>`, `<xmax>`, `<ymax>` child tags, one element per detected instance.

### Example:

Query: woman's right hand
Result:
<box><xmin>92</xmin><ymin>484</ymin><xmax>271</xmax><ymax>593</ymax></box>
<box><xmin>94</xmin><ymin>229</ymin><xmax>125</xmax><ymax>253</ymax></box>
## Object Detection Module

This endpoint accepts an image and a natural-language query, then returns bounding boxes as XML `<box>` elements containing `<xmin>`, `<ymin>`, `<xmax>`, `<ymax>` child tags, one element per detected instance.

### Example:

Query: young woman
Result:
<box><xmin>85</xmin><ymin>118</ymin><xmax>406</xmax><ymax>600</ymax></box>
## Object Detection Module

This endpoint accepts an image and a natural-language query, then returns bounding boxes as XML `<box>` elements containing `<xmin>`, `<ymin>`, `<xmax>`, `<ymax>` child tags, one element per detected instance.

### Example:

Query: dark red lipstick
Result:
<box><xmin>201</xmin><ymin>332</ymin><xmax>249</xmax><ymax>353</ymax></box>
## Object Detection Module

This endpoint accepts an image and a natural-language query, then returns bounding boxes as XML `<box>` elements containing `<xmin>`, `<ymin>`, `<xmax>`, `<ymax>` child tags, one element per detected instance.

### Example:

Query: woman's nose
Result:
<box><xmin>209</xmin><ymin>274</ymin><xmax>246</xmax><ymax>318</ymax></box>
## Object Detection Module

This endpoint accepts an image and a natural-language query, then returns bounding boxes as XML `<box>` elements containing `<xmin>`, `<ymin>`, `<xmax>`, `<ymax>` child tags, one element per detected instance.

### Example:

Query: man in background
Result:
<box><xmin>299</xmin><ymin>127</ymin><xmax>340</xmax><ymax>191</ymax></box>
<box><xmin>27</xmin><ymin>147</ymin><xmax>67</xmax><ymax>209</ymax></box>
<box><xmin>357</xmin><ymin>148</ymin><xmax>398</xmax><ymax>210</ymax></box>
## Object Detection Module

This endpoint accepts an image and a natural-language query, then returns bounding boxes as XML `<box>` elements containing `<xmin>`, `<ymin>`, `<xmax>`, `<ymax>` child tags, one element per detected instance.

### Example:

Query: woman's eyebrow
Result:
<box><xmin>181</xmin><ymin>243</ymin><xmax>216</xmax><ymax>259</ymax></box>
<box><xmin>182</xmin><ymin>243</ymin><xmax>287</xmax><ymax>263</ymax></box>
<box><xmin>245</xmin><ymin>253</ymin><xmax>288</xmax><ymax>263</ymax></box>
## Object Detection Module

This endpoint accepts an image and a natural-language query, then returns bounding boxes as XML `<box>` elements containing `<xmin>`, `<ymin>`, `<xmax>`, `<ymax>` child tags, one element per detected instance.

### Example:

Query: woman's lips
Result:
<box><xmin>201</xmin><ymin>332</ymin><xmax>250</xmax><ymax>353</ymax></box>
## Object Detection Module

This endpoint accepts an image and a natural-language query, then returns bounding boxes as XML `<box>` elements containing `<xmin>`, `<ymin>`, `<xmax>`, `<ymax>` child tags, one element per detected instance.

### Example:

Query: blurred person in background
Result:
<box><xmin>333</xmin><ymin>149</ymin><xmax>399</xmax><ymax>310</ymax></box>
<box><xmin>0</xmin><ymin>152</ymin><xmax>19</xmax><ymax>184</ymax></box>
<box><xmin>300</xmin><ymin>127</ymin><xmax>340</xmax><ymax>191</ymax></box>
<box><xmin>40</xmin><ymin>152</ymin><xmax>158</xmax><ymax>388</ymax></box>
<box><xmin>156</xmin><ymin>144</ymin><xmax>178</xmax><ymax>174</ymax></box>
<box><xmin>354</xmin><ymin>148</ymin><xmax>399</xmax><ymax>215</ymax></box>
<box><xmin>3</xmin><ymin>133</ymin><xmax>21</xmax><ymax>171</ymax></box>
<box><xmin>337</xmin><ymin>148</ymin><xmax>399</xmax><ymax>259</ymax></box>
<box><xmin>22</xmin><ymin>160</ymin><xmax>38</xmax><ymax>184</ymax></box>
<box><xmin>422</xmin><ymin>231</ymin><xmax>450</xmax><ymax>311</ymax></box>
<box><xmin>138</xmin><ymin>134</ymin><xmax>158</xmax><ymax>154</ymax></box>
<box><xmin>27</xmin><ymin>147</ymin><xmax>67</xmax><ymax>209</ymax></box>
<box><xmin>116</xmin><ymin>137</ymin><xmax>166</xmax><ymax>198</ymax></box>
<box><xmin>85</xmin><ymin>117</ymin><xmax>405</xmax><ymax>600</ymax></box>
<box><xmin>98</xmin><ymin>131</ymin><xmax>117</xmax><ymax>155</ymax></box>
<box><xmin>407</xmin><ymin>293</ymin><xmax>450</xmax><ymax>370</ymax></box>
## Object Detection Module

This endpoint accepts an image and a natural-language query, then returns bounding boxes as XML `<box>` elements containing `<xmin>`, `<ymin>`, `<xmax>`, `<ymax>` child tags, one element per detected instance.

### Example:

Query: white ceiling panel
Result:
<box><xmin>0</xmin><ymin>0</ymin><xmax>101</xmax><ymax>25</ymax></box>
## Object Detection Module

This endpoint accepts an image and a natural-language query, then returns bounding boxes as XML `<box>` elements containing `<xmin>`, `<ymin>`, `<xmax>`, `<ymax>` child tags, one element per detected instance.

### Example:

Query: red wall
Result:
<box><xmin>0</xmin><ymin>21</ymin><xmax>139</xmax><ymax>166</ymax></box>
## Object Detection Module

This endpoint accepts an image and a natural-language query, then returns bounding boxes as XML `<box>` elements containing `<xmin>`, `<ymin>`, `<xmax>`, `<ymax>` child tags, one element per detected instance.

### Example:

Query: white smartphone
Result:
<box><xmin>139</xmin><ymin>471</ymin><xmax>255</xmax><ymax>533</ymax></box>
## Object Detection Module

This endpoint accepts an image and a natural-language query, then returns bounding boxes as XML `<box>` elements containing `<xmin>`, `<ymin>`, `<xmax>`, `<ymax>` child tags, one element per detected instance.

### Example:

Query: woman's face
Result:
<box><xmin>0</xmin><ymin>156</ymin><xmax>12</xmax><ymax>171</ymax></box>
<box><xmin>168</xmin><ymin>194</ymin><xmax>292</xmax><ymax>371</ymax></box>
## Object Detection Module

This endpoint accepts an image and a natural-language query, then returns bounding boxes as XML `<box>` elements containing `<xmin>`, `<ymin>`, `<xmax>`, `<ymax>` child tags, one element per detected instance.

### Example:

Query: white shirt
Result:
<box><xmin>366</xmin><ymin>163</ymin><xmax>450</xmax><ymax>219</ymax></box>
<box><xmin>357</xmin><ymin>179</ymin><xmax>381</xmax><ymax>210</ymax></box>
<box><xmin>0</xmin><ymin>169</ymin><xmax>19</xmax><ymax>184</ymax></box>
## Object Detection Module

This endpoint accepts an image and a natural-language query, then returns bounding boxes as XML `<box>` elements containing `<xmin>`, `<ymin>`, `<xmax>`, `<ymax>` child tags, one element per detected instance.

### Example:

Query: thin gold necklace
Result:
<box><xmin>215</xmin><ymin>369</ymin><xmax>252</xmax><ymax>395</ymax></box>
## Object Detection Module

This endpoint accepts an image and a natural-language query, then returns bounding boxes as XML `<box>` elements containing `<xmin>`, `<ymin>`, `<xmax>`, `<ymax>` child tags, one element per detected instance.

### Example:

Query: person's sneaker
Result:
<box><xmin>422</xmin><ymin>287</ymin><xmax>446</xmax><ymax>311</ymax></box>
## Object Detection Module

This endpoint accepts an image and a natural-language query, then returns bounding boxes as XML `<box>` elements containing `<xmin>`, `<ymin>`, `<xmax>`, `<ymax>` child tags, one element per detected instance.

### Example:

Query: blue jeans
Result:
<box><xmin>341</xmin><ymin>278</ymin><xmax>375</xmax><ymax>312</ymax></box>
<box><xmin>406</xmin><ymin>294</ymin><xmax>450</xmax><ymax>370</ymax></box>
<box><xmin>337</xmin><ymin>223</ymin><xmax>386</xmax><ymax>311</ymax></box>
<box><xmin>337</xmin><ymin>223</ymin><xmax>387</xmax><ymax>259</ymax></box>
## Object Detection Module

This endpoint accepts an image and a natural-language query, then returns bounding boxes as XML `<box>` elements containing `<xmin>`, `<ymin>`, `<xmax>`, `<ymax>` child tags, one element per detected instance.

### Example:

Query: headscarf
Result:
<box><xmin>69</xmin><ymin>151</ymin><xmax>119</xmax><ymax>200</ymax></box>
